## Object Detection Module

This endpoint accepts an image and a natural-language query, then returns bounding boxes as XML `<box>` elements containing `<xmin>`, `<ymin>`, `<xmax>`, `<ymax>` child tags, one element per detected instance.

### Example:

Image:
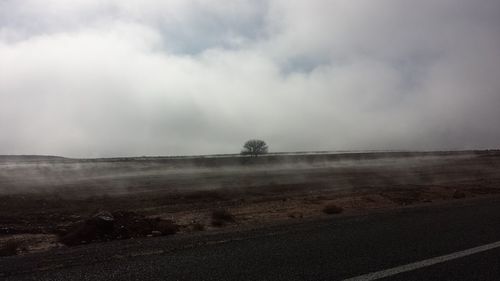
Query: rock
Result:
<box><xmin>94</xmin><ymin>211</ymin><xmax>114</xmax><ymax>222</ymax></box>
<box><xmin>92</xmin><ymin>211</ymin><xmax>115</xmax><ymax>233</ymax></box>
<box><xmin>151</xmin><ymin>231</ymin><xmax>162</xmax><ymax>237</ymax></box>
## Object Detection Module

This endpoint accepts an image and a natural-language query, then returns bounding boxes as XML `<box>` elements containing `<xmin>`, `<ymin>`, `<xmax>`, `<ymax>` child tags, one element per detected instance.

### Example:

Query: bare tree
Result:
<box><xmin>241</xmin><ymin>139</ymin><xmax>268</xmax><ymax>157</ymax></box>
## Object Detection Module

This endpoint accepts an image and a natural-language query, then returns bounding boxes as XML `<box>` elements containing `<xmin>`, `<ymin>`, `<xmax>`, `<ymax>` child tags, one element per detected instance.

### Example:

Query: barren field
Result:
<box><xmin>1</xmin><ymin>150</ymin><xmax>500</xmax><ymax>256</ymax></box>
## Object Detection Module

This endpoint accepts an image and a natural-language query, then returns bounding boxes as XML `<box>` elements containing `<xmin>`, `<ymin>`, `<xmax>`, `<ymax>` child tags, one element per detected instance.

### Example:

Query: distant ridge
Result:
<box><xmin>0</xmin><ymin>155</ymin><xmax>68</xmax><ymax>162</ymax></box>
<box><xmin>0</xmin><ymin>149</ymin><xmax>498</xmax><ymax>163</ymax></box>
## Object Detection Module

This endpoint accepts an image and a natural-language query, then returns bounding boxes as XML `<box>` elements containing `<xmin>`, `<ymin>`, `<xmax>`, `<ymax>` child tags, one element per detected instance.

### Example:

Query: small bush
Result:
<box><xmin>211</xmin><ymin>219</ymin><xmax>225</xmax><ymax>227</ymax></box>
<box><xmin>322</xmin><ymin>204</ymin><xmax>343</xmax><ymax>215</ymax></box>
<box><xmin>453</xmin><ymin>190</ymin><xmax>466</xmax><ymax>199</ymax></box>
<box><xmin>211</xmin><ymin>209</ymin><xmax>235</xmax><ymax>227</ymax></box>
<box><xmin>211</xmin><ymin>209</ymin><xmax>235</xmax><ymax>222</ymax></box>
<box><xmin>156</xmin><ymin>220</ymin><xmax>178</xmax><ymax>235</ymax></box>
<box><xmin>288</xmin><ymin>212</ymin><xmax>303</xmax><ymax>219</ymax></box>
<box><xmin>0</xmin><ymin>240</ymin><xmax>20</xmax><ymax>257</ymax></box>
<box><xmin>191</xmin><ymin>223</ymin><xmax>205</xmax><ymax>232</ymax></box>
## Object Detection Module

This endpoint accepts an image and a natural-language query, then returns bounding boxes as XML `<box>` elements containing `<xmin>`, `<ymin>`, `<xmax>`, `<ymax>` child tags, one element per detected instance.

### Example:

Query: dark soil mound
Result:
<box><xmin>59</xmin><ymin>211</ymin><xmax>177</xmax><ymax>246</ymax></box>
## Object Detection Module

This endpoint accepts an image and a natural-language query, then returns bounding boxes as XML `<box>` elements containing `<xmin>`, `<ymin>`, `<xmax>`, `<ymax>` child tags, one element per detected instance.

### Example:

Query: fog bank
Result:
<box><xmin>1</xmin><ymin>0</ymin><xmax>499</xmax><ymax>157</ymax></box>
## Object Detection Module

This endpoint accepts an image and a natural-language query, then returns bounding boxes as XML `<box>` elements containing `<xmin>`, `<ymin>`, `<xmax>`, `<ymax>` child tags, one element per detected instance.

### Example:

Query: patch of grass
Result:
<box><xmin>322</xmin><ymin>203</ymin><xmax>343</xmax><ymax>215</ymax></box>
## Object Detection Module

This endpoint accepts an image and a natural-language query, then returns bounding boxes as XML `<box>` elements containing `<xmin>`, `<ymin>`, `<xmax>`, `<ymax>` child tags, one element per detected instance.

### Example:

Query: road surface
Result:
<box><xmin>2</xmin><ymin>197</ymin><xmax>500</xmax><ymax>280</ymax></box>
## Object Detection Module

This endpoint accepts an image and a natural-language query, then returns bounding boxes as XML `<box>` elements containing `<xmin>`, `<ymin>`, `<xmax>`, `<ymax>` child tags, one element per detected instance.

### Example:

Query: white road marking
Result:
<box><xmin>343</xmin><ymin>240</ymin><xmax>500</xmax><ymax>281</ymax></box>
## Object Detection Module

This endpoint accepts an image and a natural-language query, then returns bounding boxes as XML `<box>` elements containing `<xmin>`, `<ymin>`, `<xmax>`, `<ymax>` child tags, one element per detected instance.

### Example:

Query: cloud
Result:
<box><xmin>0</xmin><ymin>0</ymin><xmax>499</xmax><ymax>157</ymax></box>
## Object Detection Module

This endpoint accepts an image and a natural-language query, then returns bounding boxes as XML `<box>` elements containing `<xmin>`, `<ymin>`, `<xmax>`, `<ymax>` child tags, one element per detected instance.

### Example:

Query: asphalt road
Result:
<box><xmin>3</xmin><ymin>197</ymin><xmax>500</xmax><ymax>280</ymax></box>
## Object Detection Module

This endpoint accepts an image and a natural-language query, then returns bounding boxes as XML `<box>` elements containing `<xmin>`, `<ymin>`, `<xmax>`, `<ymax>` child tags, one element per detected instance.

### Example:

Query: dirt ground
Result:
<box><xmin>1</xmin><ymin>150</ymin><xmax>500</xmax><ymax>256</ymax></box>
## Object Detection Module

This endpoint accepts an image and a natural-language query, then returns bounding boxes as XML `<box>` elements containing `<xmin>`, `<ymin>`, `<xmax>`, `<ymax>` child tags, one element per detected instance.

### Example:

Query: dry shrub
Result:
<box><xmin>211</xmin><ymin>219</ymin><xmax>225</xmax><ymax>227</ymax></box>
<box><xmin>212</xmin><ymin>209</ymin><xmax>235</xmax><ymax>222</ymax></box>
<box><xmin>191</xmin><ymin>223</ymin><xmax>205</xmax><ymax>232</ymax></box>
<box><xmin>211</xmin><ymin>209</ymin><xmax>235</xmax><ymax>227</ymax></box>
<box><xmin>322</xmin><ymin>204</ymin><xmax>343</xmax><ymax>215</ymax></box>
<box><xmin>0</xmin><ymin>240</ymin><xmax>20</xmax><ymax>257</ymax></box>
<box><xmin>288</xmin><ymin>212</ymin><xmax>303</xmax><ymax>219</ymax></box>
<box><xmin>453</xmin><ymin>190</ymin><xmax>466</xmax><ymax>199</ymax></box>
<box><xmin>156</xmin><ymin>220</ymin><xmax>178</xmax><ymax>235</ymax></box>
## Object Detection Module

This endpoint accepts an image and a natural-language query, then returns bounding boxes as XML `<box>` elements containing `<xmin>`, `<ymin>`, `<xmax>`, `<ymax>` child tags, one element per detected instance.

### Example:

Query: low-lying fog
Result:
<box><xmin>0</xmin><ymin>152</ymin><xmax>482</xmax><ymax>197</ymax></box>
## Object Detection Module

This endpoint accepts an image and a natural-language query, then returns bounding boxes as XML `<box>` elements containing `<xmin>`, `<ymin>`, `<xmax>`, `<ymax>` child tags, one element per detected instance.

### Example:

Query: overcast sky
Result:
<box><xmin>1</xmin><ymin>0</ymin><xmax>499</xmax><ymax>157</ymax></box>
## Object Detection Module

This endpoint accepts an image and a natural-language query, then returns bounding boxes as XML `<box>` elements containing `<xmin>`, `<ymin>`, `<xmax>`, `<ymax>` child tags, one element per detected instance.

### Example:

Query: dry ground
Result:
<box><xmin>1</xmin><ymin>150</ymin><xmax>500</xmax><ymax>255</ymax></box>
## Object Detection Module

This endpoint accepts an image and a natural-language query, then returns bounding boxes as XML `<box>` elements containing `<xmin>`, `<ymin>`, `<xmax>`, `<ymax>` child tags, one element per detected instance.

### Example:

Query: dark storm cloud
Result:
<box><xmin>0</xmin><ymin>0</ymin><xmax>499</xmax><ymax>157</ymax></box>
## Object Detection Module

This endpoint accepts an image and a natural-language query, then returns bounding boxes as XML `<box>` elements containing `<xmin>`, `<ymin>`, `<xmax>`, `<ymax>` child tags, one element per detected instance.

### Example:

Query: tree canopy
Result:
<box><xmin>241</xmin><ymin>139</ymin><xmax>268</xmax><ymax>157</ymax></box>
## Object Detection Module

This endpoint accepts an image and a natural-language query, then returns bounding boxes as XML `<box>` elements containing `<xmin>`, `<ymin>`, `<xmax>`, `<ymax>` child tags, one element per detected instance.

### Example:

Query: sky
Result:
<box><xmin>1</xmin><ymin>0</ymin><xmax>499</xmax><ymax>157</ymax></box>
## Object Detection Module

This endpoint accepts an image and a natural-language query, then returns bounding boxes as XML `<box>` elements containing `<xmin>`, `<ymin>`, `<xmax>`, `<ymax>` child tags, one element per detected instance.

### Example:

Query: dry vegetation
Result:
<box><xmin>0</xmin><ymin>240</ymin><xmax>20</xmax><ymax>257</ymax></box>
<box><xmin>211</xmin><ymin>209</ymin><xmax>236</xmax><ymax>227</ymax></box>
<box><xmin>1</xmin><ymin>150</ymin><xmax>500</xmax><ymax>256</ymax></box>
<box><xmin>322</xmin><ymin>204</ymin><xmax>343</xmax><ymax>214</ymax></box>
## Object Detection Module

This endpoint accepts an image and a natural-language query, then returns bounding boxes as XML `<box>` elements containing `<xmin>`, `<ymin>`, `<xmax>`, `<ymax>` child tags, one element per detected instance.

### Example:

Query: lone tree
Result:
<box><xmin>241</xmin><ymin>139</ymin><xmax>268</xmax><ymax>157</ymax></box>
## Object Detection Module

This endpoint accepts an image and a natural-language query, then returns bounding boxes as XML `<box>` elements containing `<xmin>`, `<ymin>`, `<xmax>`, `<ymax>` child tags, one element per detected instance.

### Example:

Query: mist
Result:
<box><xmin>1</xmin><ymin>0</ymin><xmax>500</xmax><ymax>157</ymax></box>
<box><xmin>0</xmin><ymin>152</ymin><xmax>482</xmax><ymax>196</ymax></box>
